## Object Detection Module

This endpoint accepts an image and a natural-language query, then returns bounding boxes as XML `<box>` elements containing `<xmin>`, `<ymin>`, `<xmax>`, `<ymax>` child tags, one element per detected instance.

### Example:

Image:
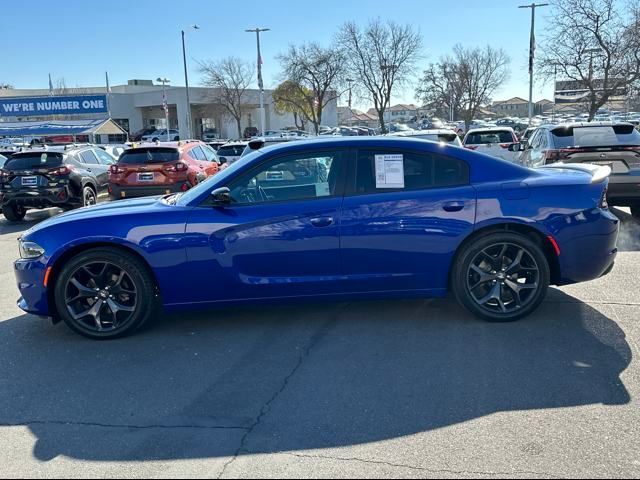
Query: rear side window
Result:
<box><xmin>94</xmin><ymin>149</ymin><xmax>116</xmax><ymax>165</ymax></box>
<box><xmin>466</xmin><ymin>130</ymin><xmax>515</xmax><ymax>144</ymax></box>
<box><xmin>80</xmin><ymin>150</ymin><xmax>99</xmax><ymax>165</ymax></box>
<box><xmin>202</xmin><ymin>145</ymin><xmax>219</xmax><ymax>162</ymax></box>
<box><xmin>354</xmin><ymin>150</ymin><xmax>469</xmax><ymax>195</ymax></box>
<box><xmin>189</xmin><ymin>146</ymin><xmax>207</xmax><ymax>161</ymax></box>
<box><xmin>4</xmin><ymin>152</ymin><xmax>64</xmax><ymax>170</ymax></box>
<box><xmin>119</xmin><ymin>148</ymin><xmax>180</xmax><ymax>164</ymax></box>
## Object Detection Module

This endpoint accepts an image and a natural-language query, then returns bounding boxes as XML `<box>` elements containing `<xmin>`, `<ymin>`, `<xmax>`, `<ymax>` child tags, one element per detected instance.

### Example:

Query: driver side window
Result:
<box><xmin>227</xmin><ymin>150</ymin><xmax>346</xmax><ymax>205</ymax></box>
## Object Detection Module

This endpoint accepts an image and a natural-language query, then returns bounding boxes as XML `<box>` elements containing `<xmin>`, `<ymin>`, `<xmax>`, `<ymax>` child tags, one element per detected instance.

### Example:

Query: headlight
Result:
<box><xmin>19</xmin><ymin>241</ymin><xmax>45</xmax><ymax>259</ymax></box>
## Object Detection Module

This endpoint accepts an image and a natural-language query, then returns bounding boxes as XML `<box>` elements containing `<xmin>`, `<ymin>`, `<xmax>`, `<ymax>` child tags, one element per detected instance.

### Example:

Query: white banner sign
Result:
<box><xmin>375</xmin><ymin>154</ymin><xmax>405</xmax><ymax>189</ymax></box>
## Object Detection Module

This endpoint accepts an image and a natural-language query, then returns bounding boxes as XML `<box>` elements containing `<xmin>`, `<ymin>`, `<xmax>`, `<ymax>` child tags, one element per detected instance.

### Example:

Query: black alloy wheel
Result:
<box><xmin>54</xmin><ymin>248</ymin><xmax>155</xmax><ymax>339</ymax></box>
<box><xmin>452</xmin><ymin>232</ymin><xmax>550</xmax><ymax>322</ymax></box>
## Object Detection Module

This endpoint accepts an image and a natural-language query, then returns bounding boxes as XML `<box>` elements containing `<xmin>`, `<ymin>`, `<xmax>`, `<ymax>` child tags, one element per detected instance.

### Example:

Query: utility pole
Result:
<box><xmin>181</xmin><ymin>25</ymin><xmax>199</xmax><ymax>139</ymax></box>
<box><xmin>519</xmin><ymin>3</ymin><xmax>549</xmax><ymax>126</ymax></box>
<box><xmin>346</xmin><ymin>78</ymin><xmax>354</xmax><ymax>109</ymax></box>
<box><xmin>246</xmin><ymin>28</ymin><xmax>270</xmax><ymax>136</ymax></box>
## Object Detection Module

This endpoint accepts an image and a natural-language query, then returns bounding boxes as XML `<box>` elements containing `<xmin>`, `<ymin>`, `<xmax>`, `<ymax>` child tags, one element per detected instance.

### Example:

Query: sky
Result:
<box><xmin>1</xmin><ymin>0</ymin><xmax>555</xmax><ymax>109</ymax></box>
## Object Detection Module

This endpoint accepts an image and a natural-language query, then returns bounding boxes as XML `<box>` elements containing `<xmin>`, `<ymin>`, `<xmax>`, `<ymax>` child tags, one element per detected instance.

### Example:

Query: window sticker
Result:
<box><xmin>375</xmin><ymin>154</ymin><xmax>405</xmax><ymax>189</ymax></box>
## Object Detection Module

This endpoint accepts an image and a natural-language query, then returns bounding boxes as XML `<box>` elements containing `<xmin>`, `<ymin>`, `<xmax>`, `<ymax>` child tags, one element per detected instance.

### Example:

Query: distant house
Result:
<box><xmin>341</xmin><ymin>108</ymin><xmax>379</xmax><ymax>128</ymax></box>
<box><xmin>490</xmin><ymin>97</ymin><xmax>530</xmax><ymax>117</ymax></box>
<box><xmin>491</xmin><ymin>97</ymin><xmax>557</xmax><ymax>117</ymax></box>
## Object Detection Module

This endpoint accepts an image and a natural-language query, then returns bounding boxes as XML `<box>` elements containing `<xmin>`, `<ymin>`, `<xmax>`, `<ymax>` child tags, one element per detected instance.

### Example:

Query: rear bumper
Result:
<box><xmin>554</xmin><ymin>208</ymin><xmax>619</xmax><ymax>285</ymax></box>
<box><xmin>14</xmin><ymin>258</ymin><xmax>50</xmax><ymax>317</ymax></box>
<box><xmin>109</xmin><ymin>182</ymin><xmax>190</xmax><ymax>200</ymax></box>
<box><xmin>1</xmin><ymin>186</ymin><xmax>78</xmax><ymax>209</ymax></box>
<box><xmin>607</xmin><ymin>177</ymin><xmax>640</xmax><ymax>205</ymax></box>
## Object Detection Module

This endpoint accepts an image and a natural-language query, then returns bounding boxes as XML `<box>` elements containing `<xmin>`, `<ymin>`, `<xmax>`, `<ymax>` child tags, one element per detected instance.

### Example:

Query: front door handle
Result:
<box><xmin>443</xmin><ymin>201</ymin><xmax>465</xmax><ymax>212</ymax></box>
<box><xmin>310</xmin><ymin>217</ymin><xmax>334</xmax><ymax>228</ymax></box>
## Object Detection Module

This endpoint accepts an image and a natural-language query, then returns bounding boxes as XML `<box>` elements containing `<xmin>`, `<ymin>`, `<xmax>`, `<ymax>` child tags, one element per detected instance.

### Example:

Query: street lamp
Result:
<box><xmin>181</xmin><ymin>25</ymin><xmax>199</xmax><ymax>139</ymax></box>
<box><xmin>346</xmin><ymin>78</ymin><xmax>354</xmax><ymax>109</ymax></box>
<box><xmin>157</xmin><ymin>77</ymin><xmax>171</xmax><ymax>133</ymax></box>
<box><xmin>246</xmin><ymin>27</ymin><xmax>270</xmax><ymax>135</ymax></box>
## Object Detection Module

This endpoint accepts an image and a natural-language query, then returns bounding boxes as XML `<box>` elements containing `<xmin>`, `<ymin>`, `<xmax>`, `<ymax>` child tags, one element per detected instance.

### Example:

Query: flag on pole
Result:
<box><xmin>529</xmin><ymin>31</ymin><xmax>536</xmax><ymax>75</ymax></box>
<box><xmin>257</xmin><ymin>54</ymin><xmax>264</xmax><ymax>92</ymax></box>
<box><xmin>162</xmin><ymin>87</ymin><xmax>168</xmax><ymax>114</ymax></box>
<box><xmin>48</xmin><ymin>74</ymin><xmax>54</xmax><ymax>96</ymax></box>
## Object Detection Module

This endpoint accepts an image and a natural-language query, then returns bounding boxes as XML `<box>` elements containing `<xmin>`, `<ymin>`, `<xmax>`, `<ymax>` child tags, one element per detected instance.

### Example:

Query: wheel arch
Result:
<box><xmin>46</xmin><ymin>241</ymin><xmax>161</xmax><ymax>322</ymax></box>
<box><xmin>450</xmin><ymin>222</ymin><xmax>561</xmax><ymax>288</ymax></box>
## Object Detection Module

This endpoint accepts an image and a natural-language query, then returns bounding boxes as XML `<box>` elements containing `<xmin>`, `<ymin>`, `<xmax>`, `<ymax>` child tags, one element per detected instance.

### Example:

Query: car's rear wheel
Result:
<box><xmin>630</xmin><ymin>205</ymin><xmax>640</xmax><ymax>221</ymax></box>
<box><xmin>452</xmin><ymin>232</ymin><xmax>550</xmax><ymax>322</ymax></box>
<box><xmin>54</xmin><ymin>248</ymin><xmax>156</xmax><ymax>339</ymax></box>
<box><xmin>2</xmin><ymin>204</ymin><xmax>27</xmax><ymax>222</ymax></box>
<box><xmin>82</xmin><ymin>186</ymin><xmax>97</xmax><ymax>207</ymax></box>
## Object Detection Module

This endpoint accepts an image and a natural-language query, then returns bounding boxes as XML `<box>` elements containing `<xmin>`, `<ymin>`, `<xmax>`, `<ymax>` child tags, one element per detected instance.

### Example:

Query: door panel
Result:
<box><xmin>341</xmin><ymin>187</ymin><xmax>476</xmax><ymax>292</ymax></box>
<box><xmin>183</xmin><ymin>199</ymin><xmax>343</xmax><ymax>303</ymax></box>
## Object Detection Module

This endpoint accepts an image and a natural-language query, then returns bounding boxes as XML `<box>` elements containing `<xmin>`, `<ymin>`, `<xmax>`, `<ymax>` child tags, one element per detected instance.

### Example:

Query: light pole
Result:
<box><xmin>246</xmin><ymin>27</ymin><xmax>270</xmax><ymax>135</ymax></box>
<box><xmin>346</xmin><ymin>78</ymin><xmax>354</xmax><ymax>110</ymax></box>
<box><xmin>519</xmin><ymin>3</ymin><xmax>549</xmax><ymax>126</ymax></box>
<box><xmin>181</xmin><ymin>25</ymin><xmax>199</xmax><ymax>139</ymax></box>
<box><xmin>157</xmin><ymin>77</ymin><xmax>171</xmax><ymax>135</ymax></box>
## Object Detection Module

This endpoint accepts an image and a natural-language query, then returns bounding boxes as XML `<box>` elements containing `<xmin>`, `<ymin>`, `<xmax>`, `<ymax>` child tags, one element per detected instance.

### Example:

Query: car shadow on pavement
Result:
<box><xmin>0</xmin><ymin>290</ymin><xmax>631</xmax><ymax>462</ymax></box>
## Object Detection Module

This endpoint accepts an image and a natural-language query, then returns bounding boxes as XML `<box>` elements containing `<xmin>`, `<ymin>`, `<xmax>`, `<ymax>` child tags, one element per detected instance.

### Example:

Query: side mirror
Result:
<box><xmin>218</xmin><ymin>156</ymin><xmax>228</xmax><ymax>165</ymax></box>
<box><xmin>211</xmin><ymin>187</ymin><xmax>231</xmax><ymax>205</ymax></box>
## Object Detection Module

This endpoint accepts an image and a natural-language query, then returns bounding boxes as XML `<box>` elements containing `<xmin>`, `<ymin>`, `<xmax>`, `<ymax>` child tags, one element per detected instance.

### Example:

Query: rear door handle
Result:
<box><xmin>310</xmin><ymin>217</ymin><xmax>334</xmax><ymax>228</ymax></box>
<box><xmin>443</xmin><ymin>201</ymin><xmax>465</xmax><ymax>212</ymax></box>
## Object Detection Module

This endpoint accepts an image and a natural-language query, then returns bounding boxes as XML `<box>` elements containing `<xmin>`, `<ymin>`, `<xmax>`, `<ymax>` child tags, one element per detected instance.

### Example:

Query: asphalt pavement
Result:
<box><xmin>0</xmin><ymin>207</ymin><xmax>639</xmax><ymax>479</ymax></box>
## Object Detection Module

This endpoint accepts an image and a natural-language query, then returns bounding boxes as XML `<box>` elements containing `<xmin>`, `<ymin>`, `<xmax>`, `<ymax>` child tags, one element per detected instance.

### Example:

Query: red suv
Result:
<box><xmin>108</xmin><ymin>141</ymin><xmax>220</xmax><ymax>199</ymax></box>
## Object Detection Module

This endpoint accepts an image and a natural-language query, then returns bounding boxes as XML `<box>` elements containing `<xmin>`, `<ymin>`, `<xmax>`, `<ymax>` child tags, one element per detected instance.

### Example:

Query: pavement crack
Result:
<box><xmin>0</xmin><ymin>420</ymin><xmax>249</xmax><ymax>431</ymax></box>
<box><xmin>217</xmin><ymin>310</ymin><xmax>342</xmax><ymax>479</ymax></box>
<box><xmin>286</xmin><ymin>452</ymin><xmax>555</xmax><ymax>478</ymax></box>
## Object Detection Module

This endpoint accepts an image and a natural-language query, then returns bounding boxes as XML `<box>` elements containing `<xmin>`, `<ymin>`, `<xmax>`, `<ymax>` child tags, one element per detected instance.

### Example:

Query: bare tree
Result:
<box><xmin>337</xmin><ymin>19</ymin><xmax>422</xmax><ymax>133</ymax></box>
<box><xmin>0</xmin><ymin>83</ymin><xmax>13</xmax><ymax>90</ymax></box>
<box><xmin>277</xmin><ymin>43</ymin><xmax>344</xmax><ymax>134</ymax></box>
<box><xmin>416</xmin><ymin>45</ymin><xmax>510</xmax><ymax>129</ymax></box>
<box><xmin>199</xmin><ymin>57</ymin><xmax>254</xmax><ymax>138</ymax></box>
<box><xmin>539</xmin><ymin>0</ymin><xmax>640</xmax><ymax>120</ymax></box>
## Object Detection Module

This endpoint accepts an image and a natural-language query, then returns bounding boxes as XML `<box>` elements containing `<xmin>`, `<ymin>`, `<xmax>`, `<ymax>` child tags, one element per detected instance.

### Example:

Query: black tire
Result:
<box><xmin>173</xmin><ymin>136</ymin><xmax>180</xmax><ymax>141</ymax></box>
<box><xmin>631</xmin><ymin>205</ymin><xmax>640</xmax><ymax>221</ymax></box>
<box><xmin>54</xmin><ymin>248</ymin><xmax>156</xmax><ymax>339</ymax></box>
<box><xmin>81</xmin><ymin>185</ymin><xmax>97</xmax><ymax>208</ymax></box>
<box><xmin>2</xmin><ymin>204</ymin><xmax>27</xmax><ymax>222</ymax></box>
<box><xmin>152</xmin><ymin>137</ymin><xmax>159</xmax><ymax>142</ymax></box>
<box><xmin>452</xmin><ymin>232</ymin><xmax>550</xmax><ymax>322</ymax></box>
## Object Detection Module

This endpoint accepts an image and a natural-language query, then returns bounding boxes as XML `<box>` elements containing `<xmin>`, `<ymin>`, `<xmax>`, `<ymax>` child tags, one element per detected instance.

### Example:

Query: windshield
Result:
<box><xmin>465</xmin><ymin>130</ymin><xmax>514</xmax><ymax>144</ymax></box>
<box><xmin>177</xmin><ymin>149</ymin><xmax>264</xmax><ymax>206</ymax></box>
<box><xmin>119</xmin><ymin>148</ymin><xmax>179</xmax><ymax>164</ymax></box>
<box><xmin>4</xmin><ymin>152</ymin><xmax>64</xmax><ymax>170</ymax></box>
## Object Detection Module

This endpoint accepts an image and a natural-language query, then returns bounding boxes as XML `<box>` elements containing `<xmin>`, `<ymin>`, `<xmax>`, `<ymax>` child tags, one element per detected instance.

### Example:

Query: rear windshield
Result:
<box><xmin>4</xmin><ymin>152</ymin><xmax>64</xmax><ymax>170</ymax></box>
<box><xmin>217</xmin><ymin>145</ymin><xmax>246</xmax><ymax>157</ymax></box>
<box><xmin>551</xmin><ymin>125</ymin><xmax>640</xmax><ymax>148</ymax></box>
<box><xmin>118</xmin><ymin>148</ymin><xmax>179</xmax><ymax>164</ymax></box>
<box><xmin>466</xmin><ymin>130</ymin><xmax>515</xmax><ymax>144</ymax></box>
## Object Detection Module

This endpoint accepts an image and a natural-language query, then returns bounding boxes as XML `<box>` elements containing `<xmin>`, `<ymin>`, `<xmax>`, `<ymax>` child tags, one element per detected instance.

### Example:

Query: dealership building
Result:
<box><xmin>0</xmin><ymin>79</ymin><xmax>339</xmax><ymax>140</ymax></box>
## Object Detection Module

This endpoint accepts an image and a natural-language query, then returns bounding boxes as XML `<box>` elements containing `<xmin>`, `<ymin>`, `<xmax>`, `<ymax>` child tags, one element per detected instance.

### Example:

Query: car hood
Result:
<box><xmin>24</xmin><ymin>197</ymin><xmax>166</xmax><ymax>236</ymax></box>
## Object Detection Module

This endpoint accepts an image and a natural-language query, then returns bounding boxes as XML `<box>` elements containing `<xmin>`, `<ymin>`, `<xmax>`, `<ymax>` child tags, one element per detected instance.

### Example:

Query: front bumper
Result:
<box><xmin>1</xmin><ymin>186</ymin><xmax>78</xmax><ymax>209</ymax></box>
<box><xmin>14</xmin><ymin>258</ymin><xmax>50</xmax><ymax>317</ymax></box>
<box><xmin>109</xmin><ymin>182</ymin><xmax>190</xmax><ymax>200</ymax></box>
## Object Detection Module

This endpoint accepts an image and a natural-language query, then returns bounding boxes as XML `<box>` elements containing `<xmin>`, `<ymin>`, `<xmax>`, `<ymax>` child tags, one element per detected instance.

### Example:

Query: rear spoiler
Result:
<box><xmin>544</xmin><ymin>162</ymin><xmax>611</xmax><ymax>183</ymax></box>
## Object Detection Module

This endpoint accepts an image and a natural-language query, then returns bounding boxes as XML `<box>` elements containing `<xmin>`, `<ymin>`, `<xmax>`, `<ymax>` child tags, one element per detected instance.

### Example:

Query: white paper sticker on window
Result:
<box><xmin>375</xmin><ymin>154</ymin><xmax>405</xmax><ymax>189</ymax></box>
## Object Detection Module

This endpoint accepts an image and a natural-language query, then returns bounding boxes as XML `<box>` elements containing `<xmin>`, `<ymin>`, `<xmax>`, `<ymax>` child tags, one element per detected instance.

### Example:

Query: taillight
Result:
<box><xmin>181</xmin><ymin>183</ymin><xmax>189</xmax><ymax>191</ymax></box>
<box><xmin>110</xmin><ymin>164</ymin><xmax>124</xmax><ymax>174</ymax></box>
<box><xmin>164</xmin><ymin>162</ymin><xmax>188</xmax><ymax>173</ymax></box>
<box><xmin>51</xmin><ymin>166</ymin><xmax>71</xmax><ymax>176</ymax></box>
<box><xmin>465</xmin><ymin>145</ymin><xmax>478</xmax><ymax>150</ymax></box>
<box><xmin>499</xmin><ymin>143</ymin><xmax>513</xmax><ymax>149</ymax></box>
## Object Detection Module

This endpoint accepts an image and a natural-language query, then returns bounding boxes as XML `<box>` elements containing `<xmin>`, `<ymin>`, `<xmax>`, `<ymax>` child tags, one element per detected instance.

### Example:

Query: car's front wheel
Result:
<box><xmin>452</xmin><ymin>232</ymin><xmax>550</xmax><ymax>322</ymax></box>
<box><xmin>54</xmin><ymin>248</ymin><xmax>156</xmax><ymax>339</ymax></box>
<box><xmin>2</xmin><ymin>204</ymin><xmax>27</xmax><ymax>222</ymax></box>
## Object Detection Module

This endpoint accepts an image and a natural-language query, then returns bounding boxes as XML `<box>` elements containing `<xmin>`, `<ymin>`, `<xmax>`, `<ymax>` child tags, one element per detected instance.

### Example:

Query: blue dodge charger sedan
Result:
<box><xmin>14</xmin><ymin>137</ymin><xmax>619</xmax><ymax>339</ymax></box>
